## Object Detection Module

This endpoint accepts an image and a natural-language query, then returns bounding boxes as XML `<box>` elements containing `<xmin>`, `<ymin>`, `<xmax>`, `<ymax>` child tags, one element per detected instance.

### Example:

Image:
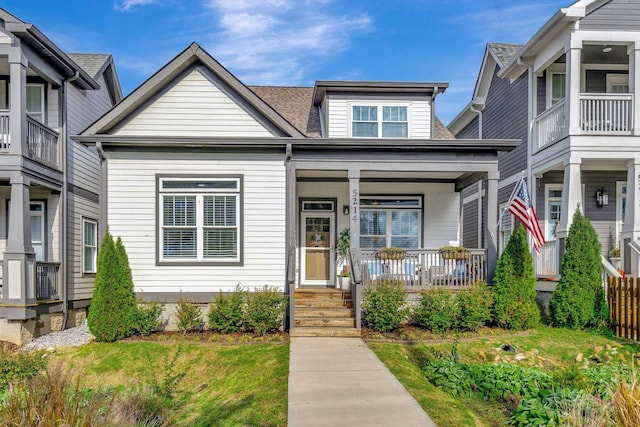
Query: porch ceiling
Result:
<box><xmin>295</xmin><ymin>170</ymin><xmax>464</xmax><ymax>180</ymax></box>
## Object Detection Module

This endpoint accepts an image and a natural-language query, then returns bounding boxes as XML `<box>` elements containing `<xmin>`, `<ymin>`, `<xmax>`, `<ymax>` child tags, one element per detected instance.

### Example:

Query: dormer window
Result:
<box><xmin>351</xmin><ymin>105</ymin><xmax>408</xmax><ymax>138</ymax></box>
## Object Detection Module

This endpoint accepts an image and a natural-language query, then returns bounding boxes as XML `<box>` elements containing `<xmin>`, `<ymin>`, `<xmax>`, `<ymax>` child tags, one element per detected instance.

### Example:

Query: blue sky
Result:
<box><xmin>3</xmin><ymin>0</ymin><xmax>568</xmax><ymax>124</ymax></box>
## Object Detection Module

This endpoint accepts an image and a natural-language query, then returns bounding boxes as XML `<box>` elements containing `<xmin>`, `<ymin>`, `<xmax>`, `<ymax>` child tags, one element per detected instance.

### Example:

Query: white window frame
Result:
<box><xmin>545</xmin><ymin>184</ymin><xmax>563</xmax><ymax>241</ymax></box>
<box><xmin>158</xmin><ymin>176</ymin><xmax>241</xmax><ymax>264</ymax></box>
<box><xmin>546</xmin><ymin>65</ymin><xmax>566</xmax><ymax>108</ymax></box>
<box><xmin>359</xmin><ymin>196</ymin><xmax>421</xmax><ymax>249</ymax></box>
<box><xmin>349</xmin><ymin>102</ymin><xmax>410</xmax><ymax>139</ymax></box>
<box><xmin>498</xmin><ymin>202</ymin><xmax>514</xmax><ymax>255</ymax></box>
<box><xmin>82</xmin><ymin>218</ymin><xmax>98</xmax><ymax>274</ymax></box>
<box><xmin>616</xmin><ymin>181</ymin><xmax>627</xmax><ymax>241</ymax></box>
<box><xmin>606</xmin><ymin>74</ymin><xmax>629</xmax><ymax>94</ymax></box>
<box><xmin>26</xmin><ymin>83</ymin><xmax>45</xmax><ymax>124</ymax></box>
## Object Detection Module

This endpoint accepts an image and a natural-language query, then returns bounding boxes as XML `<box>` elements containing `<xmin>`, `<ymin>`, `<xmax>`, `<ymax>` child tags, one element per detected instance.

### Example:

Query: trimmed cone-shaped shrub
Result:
<box><xmin>492</xmin><ymin>224</ymin><xmax>540</xmax><ymax>330</ymax></box>
<box><xmin>550</xmin><ymin>210</ymin><xmax>607</xmax><ymax>329</ymax></box>
<box><xmin>87</xmin><ymin>230</ymin><xmax>138</xmax><ymax>342</ymax></box>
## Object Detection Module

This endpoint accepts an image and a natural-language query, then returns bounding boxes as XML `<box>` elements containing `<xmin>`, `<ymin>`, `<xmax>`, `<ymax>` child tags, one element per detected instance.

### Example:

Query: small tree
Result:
<box><xmin>491</xmin><ymin>224</ymin><xmax>540</xmax><ymax>330</ymax></box>
<box><xmin>87</xmin><ymin>230</ymin><xmax>138</xmax><ymax>342</ymax></box>
<box><xmin>550</xmin><ymin>210</ymin><xmax>607</xmax><ymax>329</ymax></box>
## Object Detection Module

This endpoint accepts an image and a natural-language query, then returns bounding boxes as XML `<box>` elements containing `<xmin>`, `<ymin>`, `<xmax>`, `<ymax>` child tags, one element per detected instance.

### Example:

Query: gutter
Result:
<box><xmin>469</xmin><ymin>102</ymin><xmax>483</xmax><ymax>139</ymax></box>
<box><xmin>61</xmin><ymin>71</ymin><xmax>80</xmax><ymax>331</ymax></box>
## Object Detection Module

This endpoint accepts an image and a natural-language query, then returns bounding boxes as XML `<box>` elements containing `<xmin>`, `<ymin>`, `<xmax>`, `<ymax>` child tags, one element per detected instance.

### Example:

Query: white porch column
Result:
<box><xmin>556</xmin><ymin>158</ymin><xmax>582</xmax><ymax>258</ymax></box>
<box><xmin>2</xmin><ymin>176</ymin><xmax>36</xmax><ymax>316</ymax></box>
<box><xmin>484</xmin><ymin>172</ymin><xmax>499</xmax><ymax>283</ymax></box>
<box><xmin>621</xmin><ymin>159</ymin><xmax>640</xmax><ymax>275</ymax></box>
<box><xmin>630</xmin><ymin>43</ymin><xmax>640</xmax><ymax>135</ymax></box>
<box><xmin>566</xmin><ymin>41</ymin><xmax>582</xmax><ymax>134</ymax></box>
<box><xmin>348</xmin><ymin>169</ymin><xmax>360</xmax><ymax>249</ymax></box>
<box><xmin>8</xmin><ymin>46</ymin><xmax>27</xmax><ymax>155</ymax></box>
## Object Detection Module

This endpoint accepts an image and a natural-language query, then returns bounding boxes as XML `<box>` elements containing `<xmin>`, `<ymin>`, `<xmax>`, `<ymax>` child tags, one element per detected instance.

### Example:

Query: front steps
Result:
<box><xmin>290</xmin><ymin>289</ymin><xmax>360</xmax><ymax>337</ymax></box>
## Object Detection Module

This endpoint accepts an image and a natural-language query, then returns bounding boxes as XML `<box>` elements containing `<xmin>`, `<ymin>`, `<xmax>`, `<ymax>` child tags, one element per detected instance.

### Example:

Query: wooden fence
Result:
<box><xmin>607</xmin><ymin>276</ymin><xmax>640</xmax><ymax>341</ymax></box>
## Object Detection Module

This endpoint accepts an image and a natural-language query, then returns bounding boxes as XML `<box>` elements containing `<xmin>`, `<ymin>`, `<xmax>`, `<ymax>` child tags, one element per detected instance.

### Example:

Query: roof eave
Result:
<box><xmin>312</xmin><ymin>81</ymin><xmax>449</xmax><ymax>106</ymax></box>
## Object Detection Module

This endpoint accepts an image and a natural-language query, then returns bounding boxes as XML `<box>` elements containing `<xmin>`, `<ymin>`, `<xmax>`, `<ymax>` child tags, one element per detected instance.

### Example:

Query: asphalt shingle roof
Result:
<box><xmin>487</xmin><ymin>43</ymin><xmax>523</xmax><ymax>67</ymax></box>
<box><xmin>67</xmin><ymin>53</ymin><xmax>111</xmax><ymax>78</ymax></box>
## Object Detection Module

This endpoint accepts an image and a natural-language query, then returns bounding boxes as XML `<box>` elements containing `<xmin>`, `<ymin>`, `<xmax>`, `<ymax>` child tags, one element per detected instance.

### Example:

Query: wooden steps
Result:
<box><xmin>290</xmin><ymin>288</ymin><xmax>360</xmax><ymax>338</ymax></box>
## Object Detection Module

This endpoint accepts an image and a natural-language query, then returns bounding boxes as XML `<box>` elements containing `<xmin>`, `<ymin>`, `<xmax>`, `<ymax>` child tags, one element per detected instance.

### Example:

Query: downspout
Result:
<box><xmin>61</xmin><ymin>71</ymin><xmax>79</xmax><ymax>330</ymax></box>
<box><xmin>518</xmin><ymin>57</ymin><xmax>536</xmax><ymax>258</ymax></box>
<box><xmin>470</xmin><ymin>102</ymin><xmax>483</xmax><ymax>246</ymax></box>
<box><xmin>430</xmin><ymin>87</ymin><xmax>440</xmax><ymax>138</ymax></box>
<box><xmin>470</xmin><ymin>103</ymin><xmax>483</xmax><ymax>139</ymax></box>
<box><xmin>284</xmin><ymin>143</ymin><xmax>294</xmax><ymax>330</ymax></box>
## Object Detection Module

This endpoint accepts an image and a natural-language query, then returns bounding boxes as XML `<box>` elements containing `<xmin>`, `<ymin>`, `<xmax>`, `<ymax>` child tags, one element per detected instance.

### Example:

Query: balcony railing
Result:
<box><xmin>0</xmin><ymin>112</ymin><xmax>59</xmax><ymax>168</ymax></box>
<box><xmin>36</xmin><ymin>261</ymin><xmax>60</xmax><ymax>300</ymax></box>
<box><xmin>580</xmin><ymin>93</ymin><xmax>633</xmax><ymax>134</ymax></box>
<box><xmin>535</xmin><ymin>240</ymin><xmax>558</xmax><ymax>278</ymax></box>
<box><xmin>535</xmin><ymin>100</ymin><xmax>566</xmax><ymax>152</ymax></box>
<box><xmin>27</xmin><ymin>116</ymin><xmax>59</xmax><ymax>168</ymax></box>
<box><xmin>359</xmin><ymin>248</ymin><xmax>486</xmax><ymax>290</ymax></box>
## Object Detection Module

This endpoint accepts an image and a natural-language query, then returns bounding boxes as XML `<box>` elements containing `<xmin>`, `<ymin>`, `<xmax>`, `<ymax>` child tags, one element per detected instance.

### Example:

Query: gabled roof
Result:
<box><xmin>81</xmin><ymin>43</ymin><xmax>304</xmax><ymax>137</ymax></box>
<box><xmin>68</xmin><ymin>53</ymin><xmax>123</xmax><ymax>104</ymax></box>
<box><xmin>0</xmin><ymin>8</ymin><xmax>99</xmax><ymax>90</ymax></box>
<box><xmin>448</xmin><ymin>42</ymin><xmax>522</xmax><ymax>135</ymax></box>
<box><xmin>312</xmin><ymin>81</ymin><xmax>447</xmax><ymax>106</ymax></box>
<box><xmin>249</xmin><ymin>86</ymin><xmax>321</xmax><ymax>137</ymax></box>
<box><xmin>499</xmin><ymin>0</ymin><xmax>609</xmax><ymax>80</ymax></box>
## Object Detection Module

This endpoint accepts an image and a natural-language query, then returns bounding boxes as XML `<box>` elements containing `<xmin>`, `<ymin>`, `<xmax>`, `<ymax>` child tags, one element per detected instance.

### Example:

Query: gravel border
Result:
<box><xmin>22</xmin><ymin>324</ymin><xmax>94</xmax><ymax>351</ymax></box>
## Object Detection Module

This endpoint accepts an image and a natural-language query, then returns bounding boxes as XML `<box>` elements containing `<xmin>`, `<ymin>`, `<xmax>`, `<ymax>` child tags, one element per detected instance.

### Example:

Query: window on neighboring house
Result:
<box><xmin>7</xmin><ymin>200</ymin><xmax>46</xmax><ymax>261</ymax></box>
<box><xmin>352</xmin><ymin>105</ymin><xmax>408</xmax><ymax>138</ymax></box>
<box><xmin>359</xmin><ymin>197</ymin><xmax>420</xmax><ymax>249</ymax></box>
<box><xmin>26</xmin><ymin>84</ymin><xmax>45</xmax><ymax>124</ymax></box>
<box><xmin>499</xmin><ymin>203</ymin><xmax>514</xmax><ymax>255</ymax></box>
<box><xmin>158</xmin><ymin>176</ymin><xmax>241</xmax><ymax>263</ymax></box>
<box><xmin>83</xmin><ymin>219</ymin><xmax>97</xmax><ymax>273</ymax></box>
<box><xmin>545</xmin><ymin>185</ymin><xmax>562</xmax><ymax>240</ymax></box>
<box><xmin>551</xmin><ymin>73</ymin><xmax>566</xmax><ymax>106</ymax></box>
<box><xmin>607</xmin><ymin>74</ymin><xmax>629</xmax><ymax>94</ymax></box>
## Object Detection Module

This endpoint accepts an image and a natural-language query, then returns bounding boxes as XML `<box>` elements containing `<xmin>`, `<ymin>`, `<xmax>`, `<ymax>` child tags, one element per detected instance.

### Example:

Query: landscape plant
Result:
<box><xmin>550</xmin><ymin>209</ymin><xmax>607</xmax><ymax>329</ymax></box>
<box><xmin>456</xmin><ymin>281</ymin><xmax>493</xmax><ymax>332</ymax></box>
<box><xmin>87</xmin><ymin>230</ymin><xmax>138</xmax><ymax>342</ymax></box>
<box><xmin>243</xmin><ymin>286</ymin><xmax>288</xmax><ymax>336</ymax></box>
<box><xmin>208</xmin><ymin>288</ymin><xmax>245</xmax><ymax>334</ymax></box>
<box><xmin>133</xmin><ymin>301</ymin><xmax>164</xmax><ymax>337</ymax></box>
<box><xmin>362</xmin><ymin>279</ymin><xmax>409</xmax><ymax>332</ymax></box>
<box><xmin>414</xmin><ymin>289</ymin><xmax>458</xmax><ymax>332</ymax></box>
<box><xmin>491</xmin><ymin>224</ymin><xmax>540</xmax><ymax>330</ymax></box>
<box><xmin>0</xmin><ymin>342</ymin><xmax>47</xmax><ymax>391</ymax></box>
<box><xmin>174</xmin><ymin>293</ymin><xmax>203</xmax><ymax>334</ymax></box>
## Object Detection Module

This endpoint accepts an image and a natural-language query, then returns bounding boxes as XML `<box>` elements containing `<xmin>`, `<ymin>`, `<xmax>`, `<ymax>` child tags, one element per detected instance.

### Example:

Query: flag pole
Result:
<box><xmin>495</xmin><ymin>170</ymin><xmax>525</xmax><ymax>233</ymax></box>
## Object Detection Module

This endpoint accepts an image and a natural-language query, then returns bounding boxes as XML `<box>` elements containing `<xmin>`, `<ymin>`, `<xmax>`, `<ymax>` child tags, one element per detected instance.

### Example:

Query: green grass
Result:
<box><xmin>368</xmin><ymin>326</ymin><xmax>640</xmax><ymax>427</ymax></box>
<box><xmin>56</xmin><ymin>341</ymin><xmax>289</xmax><ymax>426</ymax></box>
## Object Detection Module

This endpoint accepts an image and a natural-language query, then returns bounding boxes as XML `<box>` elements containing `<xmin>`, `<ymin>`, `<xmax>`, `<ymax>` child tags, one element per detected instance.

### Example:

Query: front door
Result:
<box><xmin>300</xmin><ymin>212</ymin><xmax>334</xmax><ymax>286</ymax></box>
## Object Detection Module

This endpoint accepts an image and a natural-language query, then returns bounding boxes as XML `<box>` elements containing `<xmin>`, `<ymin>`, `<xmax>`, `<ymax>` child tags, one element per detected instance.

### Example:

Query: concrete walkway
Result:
<box><xmin>288</xmin><ymin>337</ymin><xmax>437</xmax><ymax>426</ymax></box>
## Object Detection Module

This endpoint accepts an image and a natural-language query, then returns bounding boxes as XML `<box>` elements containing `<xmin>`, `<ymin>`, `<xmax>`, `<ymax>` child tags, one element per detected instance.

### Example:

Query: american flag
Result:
<box><xmin>508</xmin><ymin>180</ymin><xmax>546</xmax><ymax>253</ymax></box>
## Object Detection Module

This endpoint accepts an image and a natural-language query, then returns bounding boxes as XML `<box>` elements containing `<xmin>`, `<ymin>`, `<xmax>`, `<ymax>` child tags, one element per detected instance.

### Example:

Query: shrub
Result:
<box><xmin>550</xmin><ymin>210</ymin><xmax>606</xmax><ymax>329</ymax></box>
<box><xmin>0</xmin><ymin>343</ymin><xmax>47</xmax><ymax>391</ymax></box>
<box><xmin>414</xmin><ymin>289</ymin><xmax>458</xmax><ymax>332</ymax></box>
<box><xmin>87</xmin><ymin>230</ymin><xmax>138</xmax><ymax>342</ymax></box>
<box><xmin>174</xmin><ymin>293</ymin><xmax>203</xmax><ymax>334</ymax></box>
<box><xmin>208</xmin><ymin>288</ymin><xmax>244</xmax><ymax>334</ymax></box>
<box><xmin>243</xmin><ymin>286</ymin><xmax>288</xmax><ymax>336</ymax></box>
<box><xmin>133</xmin><ymin>301</ymin><xmax>164</xmax><ymax>336</ymax></box>
<box><xmin>362</xmin><ymin>279</ymin><xmax>409</xmax><ymax>332</ymax></box>
<box><xmin>491</xmin><ymin>225</ymin><xmax>540</xmax><ymax>330</ymax></box>
<box><xmin>456</xmin><ymin>281</ymin><xmax>493</xmax><ymax>332</ymax></box>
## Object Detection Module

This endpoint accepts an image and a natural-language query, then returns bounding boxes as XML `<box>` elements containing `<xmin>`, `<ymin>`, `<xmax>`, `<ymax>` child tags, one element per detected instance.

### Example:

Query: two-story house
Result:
<box><xmin>76</xmin><ymin>43</ymin><xmax>518</xmax><ymax>336</ymax></box>
<box><xmin>0</xmin><ymin>9</ymin><xmax>122</xmax><ymax>344</ymax></box>
<box><xmin>451</xmin><ymin>0</ymin><xmax>640</xmax><ymax>281</ymax></box>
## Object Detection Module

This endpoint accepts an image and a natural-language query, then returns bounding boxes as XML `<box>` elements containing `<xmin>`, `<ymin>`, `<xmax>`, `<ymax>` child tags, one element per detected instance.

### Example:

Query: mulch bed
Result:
<box><xmin>361</xmin><ymin>324</ymin><xmax>533</xmax><ymax>343</ymax></box>
<box><xmin>121</xmin><ymin>330</ymin><xmax>290</xmax><ymax>345</ymax></box>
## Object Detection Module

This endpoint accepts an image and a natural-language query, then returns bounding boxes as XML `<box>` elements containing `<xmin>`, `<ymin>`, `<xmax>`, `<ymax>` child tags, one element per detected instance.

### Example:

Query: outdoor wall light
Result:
<box><xmin>343</xmin><ymin>205</ymin><xmax>350</xmax><ymax>215</ymax></box>
<box><xmin>596</xmin><ymin>189</ymin><xmax>609</xmax><ymax>207</ymax></box>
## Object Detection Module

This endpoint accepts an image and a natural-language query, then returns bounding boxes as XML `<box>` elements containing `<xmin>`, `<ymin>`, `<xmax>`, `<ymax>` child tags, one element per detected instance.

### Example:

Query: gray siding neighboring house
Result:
<box><xmin>0</xmin><ymin>9</ymin><xmax>122</xmax><ymax>345</ymax></box>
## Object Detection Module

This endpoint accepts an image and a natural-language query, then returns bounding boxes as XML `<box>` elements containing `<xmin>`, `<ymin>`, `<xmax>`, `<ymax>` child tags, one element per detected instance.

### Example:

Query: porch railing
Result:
<box><xmin>580</xmin><ymin>93</ymin><xmax>633</xmax><ymax>134</ymax></box>
<box><xmin>535</xmin><ymin>240</ymin><xmax>558</xmax><ymax>278</ymax></box>
<box><xmin>36</xmin><ymin>261</ymin><xmax>60</xmax><ymax>300</ymax></box>
<box><xmin>0</xmin><ymin>110</ymin><xmax>9</xmax><ymax>151</ymax></box>
<box><xmin>535</xmin><ymin>100</ymin><xmax>566</xmax><ymax>152</ymax></box>
<box><xmin>359</xmin><ymin>248</ymin><xmax>486</xmax><ymax>290</ymax></box>
<box><xmin>27</xmin><ymin>117</ymin><xmax>59</xmax><ymax>168</ymax></box>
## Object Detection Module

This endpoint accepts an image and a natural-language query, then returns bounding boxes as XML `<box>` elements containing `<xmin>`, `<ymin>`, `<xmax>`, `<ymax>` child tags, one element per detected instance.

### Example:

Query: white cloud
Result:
<box><xmin>114</xmin><ymin>0</ymin><xmax>157</xmax><ymax>12</ymax></box>
<box><xmin>202</xmin><ymin>0</ymin><xmax>371</xmax><ymax>85</ymax></box>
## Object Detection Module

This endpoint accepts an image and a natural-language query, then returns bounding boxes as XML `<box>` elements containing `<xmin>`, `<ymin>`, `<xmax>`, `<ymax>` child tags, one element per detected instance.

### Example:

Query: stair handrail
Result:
<box><xmin>349</xmin><ymin>248</ymin><xmax>363</xmax><ymax>329</ymax></box>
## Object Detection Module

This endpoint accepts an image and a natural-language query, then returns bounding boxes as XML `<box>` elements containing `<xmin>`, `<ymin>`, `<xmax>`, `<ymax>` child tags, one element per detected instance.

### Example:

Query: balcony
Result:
<box><xmin>535</xmin><ymin>94</ymin><xmax>634</xmax><ymax>152</ymax></box>
<box><xmin>0</xmin><ymin>110</ymin><xmax>59</xmax><ymax>169</ymax></box>
<box><xmin>35</xmin><ymin>261</ymin><xmax>61</xmax><ymax>300</ymax></box>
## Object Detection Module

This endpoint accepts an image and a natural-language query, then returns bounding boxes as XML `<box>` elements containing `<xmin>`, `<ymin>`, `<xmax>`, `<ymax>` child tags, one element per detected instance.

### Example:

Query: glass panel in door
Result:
<box><xmin>301</xmin><ymin>214</ymin><xmax>334</xmax><ymax>285</ymax></box>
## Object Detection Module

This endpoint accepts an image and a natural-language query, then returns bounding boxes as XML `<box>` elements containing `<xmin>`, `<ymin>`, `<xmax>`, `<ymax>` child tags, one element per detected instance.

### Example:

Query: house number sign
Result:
<box><xmin>351</xmin><ymin>188</ymin><xmax>359</xmax><ymax>223</ymax></box>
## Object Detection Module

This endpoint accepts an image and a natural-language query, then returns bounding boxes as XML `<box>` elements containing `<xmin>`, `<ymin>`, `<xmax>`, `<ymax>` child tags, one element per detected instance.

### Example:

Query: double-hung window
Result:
<box><xmin>359</xmin><ymin>197</ymin><xmax>420</xmax><ymax>249</ymax></box>
<box><xmin>545</xmin><ymin>185</ymin><xmax>562</xmax><ymax>240</ymax></box>
<box><xmin>158</xmin><ymin>176</ymin><xmax>241</xmax><ymax>264</ymax></box>
<box><xmin>26</xmin><ymin>84</ymin><xmax>45</xmax><ymax>124</ymax></box>
<box><xmin>352</xmin><ymin>105</ymin><xmax>408</xmax><ymax>138</ymax></box>
<box><xmin>83</xmin><ymin>219</ymin><xmax>98</xmax><ymax>273</ymax></box>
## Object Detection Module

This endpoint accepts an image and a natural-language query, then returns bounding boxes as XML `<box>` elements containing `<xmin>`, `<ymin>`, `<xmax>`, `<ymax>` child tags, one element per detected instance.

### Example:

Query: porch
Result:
<box><xmin>0</xmin><ymin>110</ymin><xmax>60</xmax><ymax>169</ymax></box>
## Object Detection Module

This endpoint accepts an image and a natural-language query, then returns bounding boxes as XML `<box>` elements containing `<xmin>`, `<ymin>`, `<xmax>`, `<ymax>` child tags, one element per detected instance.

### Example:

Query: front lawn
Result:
<box><xmin>369</xmin><ymin>326</ymin><xmax>640</xmax><ymax>427</ymax></box>
<box><xmin>51</xmin><ymin>340</ymin><xmax>289</xmax><ymax>426</ymax></box>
